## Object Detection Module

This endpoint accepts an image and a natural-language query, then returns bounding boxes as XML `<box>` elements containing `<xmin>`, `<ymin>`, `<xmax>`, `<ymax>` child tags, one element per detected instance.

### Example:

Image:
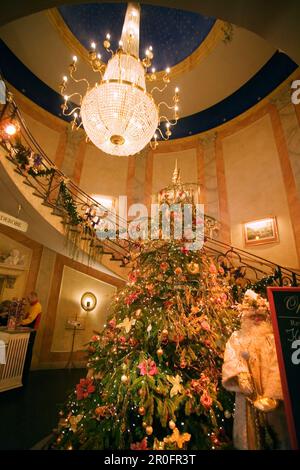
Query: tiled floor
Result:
<box><xmin>0</xmin><ymin>368</ymin><xmax>84</xmax><ymax>450</ymax></box>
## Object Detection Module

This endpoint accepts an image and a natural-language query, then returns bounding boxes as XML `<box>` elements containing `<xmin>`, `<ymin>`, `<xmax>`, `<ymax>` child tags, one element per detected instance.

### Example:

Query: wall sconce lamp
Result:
<box><xmin>81</xmin><ymin>292</ymin><xmax>97</xmax><ymax>312</ymax></box>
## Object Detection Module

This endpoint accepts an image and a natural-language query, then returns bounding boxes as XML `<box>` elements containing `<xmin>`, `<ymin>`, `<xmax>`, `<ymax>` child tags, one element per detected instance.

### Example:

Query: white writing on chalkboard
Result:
<box><xmin>286</xmin><ymin>295</ymin><xmax>300</xmax><ymax>314</ymax></box>
<box><xmin>291</xmin><ymin>340</ymin><xmax>300</xmax><ymax>365</ymax></box>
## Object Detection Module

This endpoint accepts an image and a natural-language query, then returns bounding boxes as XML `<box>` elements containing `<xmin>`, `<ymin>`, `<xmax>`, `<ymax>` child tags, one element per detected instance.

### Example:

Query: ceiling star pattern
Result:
<box><xmin>58</xmin><ymin>2</ymin><xmax>216</xmax><ymax>71</ymax></box>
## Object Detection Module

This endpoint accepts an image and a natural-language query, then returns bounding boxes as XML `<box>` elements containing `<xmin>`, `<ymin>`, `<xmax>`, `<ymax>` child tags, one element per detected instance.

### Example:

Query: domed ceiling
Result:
<box><xmin>58</xmin><ymin>3</ymin><xmax>216</xmax><ymax>71</ymax></box>
<box><xmin>0</xmin><ymin>1</ymin><xmax>298</xmax><ymax>139</ymax></box>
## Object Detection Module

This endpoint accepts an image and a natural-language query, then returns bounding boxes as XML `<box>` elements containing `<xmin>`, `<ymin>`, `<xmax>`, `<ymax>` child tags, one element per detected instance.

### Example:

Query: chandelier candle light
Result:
<box><xmin>59</xmin><ymin>2</ymin><xmax>180</xmax><ymax>156</ymax></box>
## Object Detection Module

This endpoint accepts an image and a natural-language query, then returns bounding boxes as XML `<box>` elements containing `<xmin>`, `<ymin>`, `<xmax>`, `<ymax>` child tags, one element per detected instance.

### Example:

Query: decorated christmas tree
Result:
<box><xmin>52</xmin><ymin>167</ymin><xmax>239</xmax><ymax>450</ymax></box>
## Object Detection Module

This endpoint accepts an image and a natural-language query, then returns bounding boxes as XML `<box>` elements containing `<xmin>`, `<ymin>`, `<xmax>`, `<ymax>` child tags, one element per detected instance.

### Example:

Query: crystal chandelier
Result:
<box><xmin>59</xmin><ymin>2</ymin><xmax>180</xmax><ymax>156</ymax></box>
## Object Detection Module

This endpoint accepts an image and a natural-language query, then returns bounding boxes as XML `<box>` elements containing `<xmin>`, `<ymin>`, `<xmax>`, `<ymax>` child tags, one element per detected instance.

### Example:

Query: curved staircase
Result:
<box><xmin>0</xmin><ymin>97</ymin><xmax>299</xmax><ymax>291</ymax></box>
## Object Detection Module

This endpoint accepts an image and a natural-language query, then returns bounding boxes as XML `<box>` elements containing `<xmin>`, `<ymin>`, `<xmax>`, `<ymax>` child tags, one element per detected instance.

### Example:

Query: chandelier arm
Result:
<box><xmin>62</xmin><ymin>92</ymin><xmax>83</xmax><ymax>104</ymax></box>
<box><xmin>69</xmin><ymin>70</ymin><xmax>90</xmax><ymax>91</ymax></box>
<box><xmin>158</xmin><ymin>101</ymin><xmax>177</xmax><ymax>111</ymax></box>
<box><xmin>156</xmin><ymin>127</ymin><xmax>170</xmax><ymax>141</ymax></box>
<box><xmin>91</xmin><ymin>65</ymin><xmax>106</xmax><ymax>80</ymax></box>
<box><xmin>159</xmin><ymin>116</ymin><xmax>178</xmax><ymax>127</ymax></box>
<box><xmin>150</xmin><ymin>84</ymin><xmax>168</xmax><ymax>94</ymax></box>
<box><xmin>76</xmin><ymin>121</ymin><xmax>83</xmax><ymax>129</ymax></box>
<box><xmin>62</xmin><ymin>106</ymin><xmax>81</xmax><ymax>117</ymax></box>
<box><xmin>104</xmin><ymin>47</ymin><xmax>114</xmax><ymax>57</ymax></box>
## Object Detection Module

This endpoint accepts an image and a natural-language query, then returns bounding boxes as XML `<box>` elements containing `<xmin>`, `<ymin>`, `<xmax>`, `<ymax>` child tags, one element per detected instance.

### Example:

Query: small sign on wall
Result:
<box><xmin>0</xmin><ymin>211</ymin><xmax>28</xmax><ymax>233</ymax></box>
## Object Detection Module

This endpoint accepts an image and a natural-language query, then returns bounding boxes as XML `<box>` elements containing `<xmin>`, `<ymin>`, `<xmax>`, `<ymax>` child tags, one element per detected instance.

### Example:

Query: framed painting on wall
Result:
<box><xmin>244</xmin><ymin>217</ymin><xmax>279</xmax><ymax>246</ymax></box>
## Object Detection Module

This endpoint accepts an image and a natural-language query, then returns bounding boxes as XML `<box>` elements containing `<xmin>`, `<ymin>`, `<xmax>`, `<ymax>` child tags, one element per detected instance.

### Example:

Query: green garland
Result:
<box><xmin>11</xmin><ymin>141</ymin><xmax>54</xmax><ymax>177</ymax></box>
<box><xmin>59</xmin><ymin>181</ymin><xmax>82</xmax><ymax>226</ymax></box>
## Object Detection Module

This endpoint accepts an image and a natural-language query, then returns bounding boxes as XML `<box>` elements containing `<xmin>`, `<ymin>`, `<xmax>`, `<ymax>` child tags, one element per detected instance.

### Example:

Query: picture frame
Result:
<box><xmin>243</xmin><ymin>216</ymin><xmax>279</xmax><ymax>246</ymax></box>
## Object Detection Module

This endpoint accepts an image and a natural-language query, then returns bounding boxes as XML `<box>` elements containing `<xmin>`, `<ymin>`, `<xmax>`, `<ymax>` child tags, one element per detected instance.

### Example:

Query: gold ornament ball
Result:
<box><xmin>224</xmin><ymin>410</ymin><xmax>232</xmax><ymax>419</ymax></box>
<box><xmin>169</xmin><ymin>420</ymin><xmax>176</xmax><ymax>430</ymax></box>
<box><xmin>162</xmin><ymin>329</ymin><xmax>168</xmax><ymax>337</ymax></box>
<box><xmin>174</xmin><ymin>267</ymin><xmax>182</xmax><ymax>276</ymax></box>
<box><xmin>142</xmin><ymin>421</ymin><xmax>147</xmax><ymax>428</ymax></box>
<box><xmin>146</xmin><ymin>425</ymin><xmax>153</xmax><ymax>436</ymax></box>
<box><xmin>157</xmin><ymin>347</ymin><xmax>163</xmax><ymax>357</ymax></box>
<box><xmin>187</xmin><ymin>262</ymin><xmax>200</xmax><ymax>274</ymax></box>
<box><xmin>138</xmin><ymin>406</ymin><xmax>145</xmax><ymax>416</ymax></box>
<box><xmin>121</xmin><ymin>374</ymin><xmax>128</xmax><ymax>384</ymax></box>
<box><xmin>135</xmin><ymin>309</ymin><xmax>142</xmax><ymax>318</ymax></box>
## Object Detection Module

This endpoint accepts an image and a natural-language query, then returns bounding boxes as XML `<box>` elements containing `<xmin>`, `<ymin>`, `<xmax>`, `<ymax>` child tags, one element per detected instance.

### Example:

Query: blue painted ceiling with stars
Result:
<box><xmin>58</xmin><ymin>3</ymin><xmax>216</xmax><ymax>71</ymax></box>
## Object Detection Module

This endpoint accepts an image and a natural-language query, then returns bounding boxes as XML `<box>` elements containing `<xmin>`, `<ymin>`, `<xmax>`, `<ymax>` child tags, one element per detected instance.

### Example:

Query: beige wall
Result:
<box><xmin>223</xmin><ymin>113</ymin><xmax>298</xmax><ymax>268</ymax></box>
<box><xmin>79</xmin><ymin>144</ymin><xmax>128</xmax><ymax>199</ymax></box>
<box><xmin>22</xmin><ymin>111</ymin><xmax>61</xmax><ymax>163</ymax></box>
<box><xmin>152</xmin><ymin>148</ymin><xmax>198</xmax><ymax>195</ymax></box>
<box><xmin>51</xmin><ymin>265</ymin><xmax>116</xmax><ymax>353</ymax></box>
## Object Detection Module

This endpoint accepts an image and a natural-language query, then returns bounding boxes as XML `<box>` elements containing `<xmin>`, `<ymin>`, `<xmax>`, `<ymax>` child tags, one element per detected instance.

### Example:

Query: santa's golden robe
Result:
<box><xmin>222</xmin><ymin>318</ymin><xmax>289</xmax><ymax>449</ymax></box>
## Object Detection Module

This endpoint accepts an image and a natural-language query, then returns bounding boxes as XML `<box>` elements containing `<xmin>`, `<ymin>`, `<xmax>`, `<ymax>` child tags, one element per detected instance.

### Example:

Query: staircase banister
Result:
<box><xmin>205</xmin><ymin>235</ymin><xmax>299</xmax><ymax>278</ymax></box>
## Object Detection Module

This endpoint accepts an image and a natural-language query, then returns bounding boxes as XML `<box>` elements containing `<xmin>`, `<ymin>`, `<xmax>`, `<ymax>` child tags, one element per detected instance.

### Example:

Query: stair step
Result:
<box><xmin>31</xmin><ymin>190</ymin><xmax>46</xmax><ymax>199</ymax></box>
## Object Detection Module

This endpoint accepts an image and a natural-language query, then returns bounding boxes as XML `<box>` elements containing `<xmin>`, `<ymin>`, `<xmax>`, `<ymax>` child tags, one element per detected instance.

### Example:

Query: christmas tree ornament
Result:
<box><xmin>168</xmin><ymin>419</ymin><xmax>176</xmax><ymax>430</ymax></box>
<box><xmin>142</xmin><ymin>421</ymin><xmax>147</xmax><ymax>428</ymax></box>
<box><xmin>116</xmin><ymin>316</ymin><xmax>136</xmax><ymax>333</ymax></box>
<box><xmin>138</xmin><ymin>406</ymin><xmax>145</xmax><ymax>416</ymax></box>
<box><xmin>167</xmin><ymin>374</ymin><xmax>184</xmax><ymax>397</ymax></box>
<box><xmin>160</xmin><ymin>262</ymin><xmax>169</xmax><ymax>272</ymax></box>
<box><xmin>174</xmin><ymin>267</ymin><xmax>183</xmax><ymax>276</ymax></box>
<box><xmin>186</xmin><ymin>262</ymin><xmax>200</xmax><ymax>274</ymax></box>
<box><xmin>121</xmin><ymin>374</ymin><xmax>128</xmax><ymax>384</ymax></box>
<box><xmin>224</xmin><ymin>410</ymin><xmax>231</xmax><ymax>419</ymax></box>
<box><xmin>146</xmin><ymin>425</ymin><xmax>153</xmax><ymax>436</ymax></box>
<box><xmin>130</xmin><ymin>437</ymin><xmax>149</xmax><ymax>450</ymax></box>
<box><xmin>135</xmin><ymin>308</ymin><xmax>142</xmax><ymax>318</ymax></box>
<box><xmin>153</xmin><ymin>438</ymin><xmax>165</xmax><ymax>450</ymax></box>
<box><xmin>163</xmin><ymin>427</ymin><xmax>191</xmax><ymax>449</ymax></box>
<box><xmin>69</xmin><ymin>414</ymin><xmax>83</xmax><ymax>432</ymax></box>
<box><xmin>156</xmin><ymin>347</ymin><xmax>163</xmax><ymax>357</ymax></box>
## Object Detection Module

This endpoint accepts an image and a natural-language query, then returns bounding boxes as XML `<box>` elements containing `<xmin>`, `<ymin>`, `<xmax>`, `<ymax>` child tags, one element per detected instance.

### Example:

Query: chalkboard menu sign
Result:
<box><xmin>267</xmin><ymin>287</ymin><xmax>300</xmax><ymax>450</ymax></box>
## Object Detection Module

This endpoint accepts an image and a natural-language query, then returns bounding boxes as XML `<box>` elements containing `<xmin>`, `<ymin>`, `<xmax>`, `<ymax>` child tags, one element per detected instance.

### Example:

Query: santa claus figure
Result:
<box><xmin>222</xmin><ymin>289</ymin><xmax>290</xmax><ymax>449</ymax></box>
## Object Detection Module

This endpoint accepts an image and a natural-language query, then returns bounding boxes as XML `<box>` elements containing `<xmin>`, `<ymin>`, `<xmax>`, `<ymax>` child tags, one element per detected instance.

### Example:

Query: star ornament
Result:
<box><xmin>167</xmin><ymin>374</ymin><xmax>183</xmax><ymax>397</ymax></box>
<box><xmin>116</xmin><ymin>316</ymin><xmax>136</xmax><ymax>333</ymax></box>
<box><xmin>69</xmin><ymin>414</ymin><xmax>83</xmax><ymax>433</ymax></box>
<box><xmin>163</xmin><ymin>427</ymin><xmax>191</xmax><ymax>449</ymax></box>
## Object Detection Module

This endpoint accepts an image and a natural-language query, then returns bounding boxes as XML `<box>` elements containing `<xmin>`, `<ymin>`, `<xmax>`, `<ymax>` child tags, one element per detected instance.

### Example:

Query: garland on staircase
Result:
<box><xmin>12</xmin><ymin>141</ymin><xmax>55</xmax><ymax>177</ymax></box>
<box><xmin>58</xmin><ymin>180</ymin><xmax>82</xmax><ymax>226</ymax></box>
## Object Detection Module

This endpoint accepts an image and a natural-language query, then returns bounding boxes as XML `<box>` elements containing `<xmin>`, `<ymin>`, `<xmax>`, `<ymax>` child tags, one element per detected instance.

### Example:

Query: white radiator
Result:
<box><xmin>0</xmin><ymin>331</ymin><xmax>30</xmax><ymax>392</ymax></box>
